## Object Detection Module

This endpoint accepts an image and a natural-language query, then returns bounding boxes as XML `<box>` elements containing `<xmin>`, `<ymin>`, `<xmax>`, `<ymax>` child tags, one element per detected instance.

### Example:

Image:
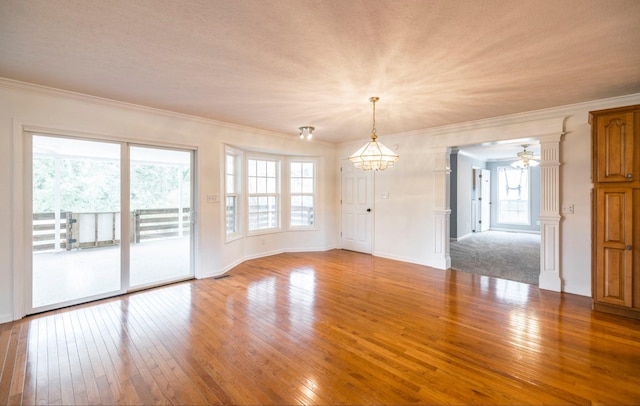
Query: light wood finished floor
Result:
<box><xmin>1</xmin><ymin>250</ymin><xmax>640</xmax><ymax>405</ymax></box>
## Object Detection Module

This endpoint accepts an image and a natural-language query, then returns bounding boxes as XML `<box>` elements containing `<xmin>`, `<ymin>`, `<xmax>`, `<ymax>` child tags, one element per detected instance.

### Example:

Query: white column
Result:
<box><xmin>432</xmin><ymin>148</ymin><xmax>451</xmax><ymax>269</ymax></box>
<box><xmin>538</xmin><ymin>134</ymin><xmax>562</xmax><ymax>291</ymax></box>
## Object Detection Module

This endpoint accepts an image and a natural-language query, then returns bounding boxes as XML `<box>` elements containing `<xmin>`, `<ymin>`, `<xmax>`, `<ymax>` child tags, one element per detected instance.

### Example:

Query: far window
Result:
<box><xmin>289</xmin><ymin>161</ymin><xmax>315</xmax><ymax>228</ymax></box>
<box><xmin>497</xmin><ymin>166</ymin><xmax>530</xmax><ymax>225</ymax></box>
<box><xmin>225</xmin><ymin>148</ymin><xmax>241</xmax><ymax>239</ymax></box>
<box><xmin>247</xmin><ymin>158</ymin><xmax>280</xmax><ymax>232</ymax></box>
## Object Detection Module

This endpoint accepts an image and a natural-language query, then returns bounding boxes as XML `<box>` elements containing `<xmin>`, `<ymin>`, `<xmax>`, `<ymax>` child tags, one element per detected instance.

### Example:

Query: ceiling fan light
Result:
<box><xmin>511</xmin><ymin>144</ymin><xmax>539</xmax><ymax>169</ymax></box>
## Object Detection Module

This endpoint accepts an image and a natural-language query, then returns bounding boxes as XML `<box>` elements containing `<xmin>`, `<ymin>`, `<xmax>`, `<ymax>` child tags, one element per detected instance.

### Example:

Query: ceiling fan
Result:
<box><xmin>511</xmin><ymin>144</ymin><xmax>540</xmax><ymax>169</ymax></box>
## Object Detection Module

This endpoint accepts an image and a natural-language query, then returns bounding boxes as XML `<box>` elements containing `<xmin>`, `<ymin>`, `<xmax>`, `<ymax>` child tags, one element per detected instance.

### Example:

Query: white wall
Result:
<box><xmin>0</xmin><ymin>80</ymin><xmax>338</xmax><ymax>322</ymax></box>
<box><xmin>3</xmin><ymin>78</ymin><xmax>640</xmax><ymax>323</ymax></box>
<box><xmin>338</xmin><ymin>93</ymin><xmax>640</xmax><ymax>297</ymax></box>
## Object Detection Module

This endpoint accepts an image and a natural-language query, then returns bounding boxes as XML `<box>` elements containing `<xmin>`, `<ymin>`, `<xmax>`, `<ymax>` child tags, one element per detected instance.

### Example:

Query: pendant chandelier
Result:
<box><xmin>511</xmin><ymin>144</ymin><xmax>540</xmax><ymax>169</ymax></box>
<box><xmin>348</xmin><ymin>97</ymin><xmax>399</xmax><ymax>171</ymax></box>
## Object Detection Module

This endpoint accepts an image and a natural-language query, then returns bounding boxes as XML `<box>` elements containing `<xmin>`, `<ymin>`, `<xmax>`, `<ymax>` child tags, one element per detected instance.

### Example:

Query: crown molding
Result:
<box><xmin>4</xmin><ymin>77</ymin><xmax>639</xmax><ymax>148</ymax></box>
<box><xmin>0</xmin><ymin>77</ymin><xmax>334</xmax><ymax>147</ymax></box>
<box><xmin>384</xmin><ymin>92</ymin><xmax>640</xmax><ymax>140</ymax></box>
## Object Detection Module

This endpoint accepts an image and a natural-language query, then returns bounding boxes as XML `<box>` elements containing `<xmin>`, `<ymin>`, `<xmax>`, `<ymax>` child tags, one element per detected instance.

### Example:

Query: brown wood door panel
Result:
<box><xmin>634</xmin><ymin>189</ymin><xmax>640</xmax><ymax>309</ymax></box>
<box><xmin>595</xmin><ymin>188</ymin><xmax>633</xmax><ymax>307</ymax></box>
<box><xmin>595</xmin><ymin>111</ymin><xmax>634</xmax><ymax>183</ymax></box>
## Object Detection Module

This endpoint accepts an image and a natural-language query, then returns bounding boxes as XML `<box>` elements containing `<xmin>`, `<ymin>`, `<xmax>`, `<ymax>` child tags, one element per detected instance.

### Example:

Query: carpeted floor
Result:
<box><xmin>450</xmin><ymin>230</ymin><xmax>540</xmax><ymax>285</ymax></box>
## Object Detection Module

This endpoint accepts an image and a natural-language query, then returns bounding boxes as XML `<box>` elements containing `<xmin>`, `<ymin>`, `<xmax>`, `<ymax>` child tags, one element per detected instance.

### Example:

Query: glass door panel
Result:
<box><xmin>129</xmin><ymin>146</ymin><xmax>193</xmax><ymax>288</ymax></box>
<box><xmin>32</xmin><ymin>135</ymin><xmax>122</xmax><ymax>309</ymax></box>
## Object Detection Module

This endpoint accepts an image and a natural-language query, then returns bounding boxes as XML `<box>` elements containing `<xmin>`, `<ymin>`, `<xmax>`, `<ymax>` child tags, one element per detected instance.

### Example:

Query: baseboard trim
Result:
<box><xmin>489</xmin><ymin>228</ymin><xmax>541</xmax><ymax>235</ymax></box>
<box><xmin>451</xmin><ymin>233</ymin><xmax>472</xmax><ymax>242</ymax></box>
<box><xmin>593</xmin><ymin>302</ymin><xmax>640</xmax><ymax>320</ymax></box>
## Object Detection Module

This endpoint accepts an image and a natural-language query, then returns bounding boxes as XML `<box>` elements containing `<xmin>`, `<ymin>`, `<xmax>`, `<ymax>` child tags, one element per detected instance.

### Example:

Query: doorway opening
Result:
<box><xmin>449</xmin><ymin>140</ymin><xmax>541</xmax><ymax>285</ymax></box>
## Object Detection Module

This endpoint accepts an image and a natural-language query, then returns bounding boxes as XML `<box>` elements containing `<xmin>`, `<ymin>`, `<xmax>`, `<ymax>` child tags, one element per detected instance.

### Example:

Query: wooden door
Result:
<box><xmin>595</xmin><ymin>188</ymin><xmax>633</xmax><ymax>307</ymax></box>
<box><xmin>594</xmin><ymin>111</ymin><xmax>634</xmax><ymax>183</ymax></box>
<box><xmin>341</xmin><ymin>160</ymin><xmax>373</xmax><ymax>254</ymax></box>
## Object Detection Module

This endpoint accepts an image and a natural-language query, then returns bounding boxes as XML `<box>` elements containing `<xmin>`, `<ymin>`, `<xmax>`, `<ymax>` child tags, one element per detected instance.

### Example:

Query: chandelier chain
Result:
<box><xmin>370</xmin><ymin>96</ymin><xmax>378</xmax><ymax>140</ymax></box>
<box><xmin>372</xmin><ymin>99</ymin><xmax>377</xmax><ymax>136</ymax></box>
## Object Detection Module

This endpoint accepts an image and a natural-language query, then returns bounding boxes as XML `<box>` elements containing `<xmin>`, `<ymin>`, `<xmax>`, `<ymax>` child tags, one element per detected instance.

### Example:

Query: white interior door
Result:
<box><xmin>478</xmin><ymin>169</ymin><xmax>491</xmax><ymax>232</ymax></box>
<box><xmin>341</xmin><ymin>159</ymin><xmax>373</xmax><ymax>253</ymax></box>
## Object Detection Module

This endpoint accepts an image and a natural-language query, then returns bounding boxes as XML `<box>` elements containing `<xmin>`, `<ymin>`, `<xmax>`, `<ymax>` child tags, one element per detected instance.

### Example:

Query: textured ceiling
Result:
<box><xmin>1</xmin><ymin>0</ymin><xmax>640</xmax><ymax>144</ymax></box>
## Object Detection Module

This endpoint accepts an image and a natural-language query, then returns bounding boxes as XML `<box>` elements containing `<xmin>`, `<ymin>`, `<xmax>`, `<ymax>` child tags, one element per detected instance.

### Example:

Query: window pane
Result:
<box><xmin>257</xmin><ymin>160</ymin><xmax>266</xmax><ymax>176</ymax></box>
<box><xmin>302</xmin><ymin>178</ymin><xmax>313</xmax><ymax>193</ymax></box>
<box><xmin>267</xmin><ymin>161</ymin><xmax>276</xmax><ymax>177</ymax></box>
<box><xmin>226</xmin><ymin>174</ymin><xmax>234</xmax><ymax>194</ymax></box>
<box><xmin>291</xmin><ymin>196</ymin><xmax>313</xmax><ymax>226</ymax></box>
<box><xmin>226</xmin><ymin>155</ymin><xmax>234</xmax><ymax>175</ymax></box>
<box><xmin>291</xmin><ymin>162</ymin><xmax>301</xmax><ymax>177</ymax></box>
<box><xmin>257</xmin><ymin>177</ymin><xmax>267</xmax><ymax>193</ymax></box>
<box><xmin>291</xmin><ymin>178</ymin><xmax>301</xmax><ymax>194</ymax></box>
<box><xmin>225</xmin><ymin>196</ymin><xmax>236</xmax><ymax>233</ymax></box>
<box><xmin>248</xmin><ymin>177</ymin><xmax>257</xmax><ymax>193</ymax></box>
<box><xmin>497</xmin><ymin>166</ymin><xmax>529</xmax><ymax>224</ymax></box>
<box><xmin>248</xmin><ymin>213</ymin><xmax>258</xmax><ymax>230</ymax></box>
<box><xmin>302</xmin><ymin>162</ymin><xmax>313</xmax><ymax>177</ymax></box>
<box><xmin>303</xmin><ymin>196</ymin><xmax>314</xmax><ymax>207</ymax></box>
<box><xmin>267</xmin><ymin>178</ymin><xmax>276</xmax><ymax>193</ymax></box>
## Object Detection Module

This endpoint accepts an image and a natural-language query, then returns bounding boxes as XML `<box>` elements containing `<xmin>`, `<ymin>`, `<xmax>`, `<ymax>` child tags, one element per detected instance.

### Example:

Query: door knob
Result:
<box><xmin>627</xmin><ymin>245</ymin><xmax>633</xmax><ymax>251</ymax></box>
<box><xmin>367</xmin><ymin>208</ymin><xmax>371</xmax><ymax>212</ymax></box>
<box><xmin>626</xmin><ymin>173</ymin><xmax>633</xmax><ymax>179</ymax></box>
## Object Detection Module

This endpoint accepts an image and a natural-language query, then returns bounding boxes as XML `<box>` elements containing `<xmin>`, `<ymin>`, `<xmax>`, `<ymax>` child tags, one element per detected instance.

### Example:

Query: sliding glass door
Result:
<box><xmin>30</xmin><ymin>134</ymin><xmax>194</xmax><ymax>313</ymax></box>
<box><xmin>129</xmin><ymin>146</ymin><xmax>193</xmax><ymax>288</ymax></box>
<box><xmin>31</xmin><ymin>135</ymin><xmax>122</xmax><ymax>309</ymax></box>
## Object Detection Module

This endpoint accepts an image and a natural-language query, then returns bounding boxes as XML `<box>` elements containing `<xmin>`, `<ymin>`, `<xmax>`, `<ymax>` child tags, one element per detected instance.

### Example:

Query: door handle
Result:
<box><xmin>627</xmin><ymin>245</ymin><xmax>633</xmax><ymax>251</ymax></box>
<box><xmin>367</xmin><ymin>208</ymin><xmax>371</xmax><ymax>212</ymax></box>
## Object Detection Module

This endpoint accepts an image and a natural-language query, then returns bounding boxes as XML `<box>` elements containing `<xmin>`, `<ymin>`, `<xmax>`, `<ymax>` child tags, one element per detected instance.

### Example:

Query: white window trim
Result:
<box><xmin>287</xmin><ymin>158</ymin><xmax>317</xmax><ymax>231</ymax></box>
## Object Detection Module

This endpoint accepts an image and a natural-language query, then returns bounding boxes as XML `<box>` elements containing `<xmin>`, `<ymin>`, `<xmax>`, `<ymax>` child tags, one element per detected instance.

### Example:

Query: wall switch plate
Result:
<box><xmin>381</xmin><ymin>192</ymin><xmax>389</xmax><ymax>199</ymax></box>
<box><xmin>562</xmin><ymin>204</ymin><xmax>574</xmax><ymax>214</ymax></box>
<box><xmin>207</xmin><ymin>194</ymin><xmax>219</xmax><ymax>203</ymax></box>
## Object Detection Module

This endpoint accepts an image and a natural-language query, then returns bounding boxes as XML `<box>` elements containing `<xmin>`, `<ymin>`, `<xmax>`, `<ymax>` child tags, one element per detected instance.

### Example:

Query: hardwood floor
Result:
<box><xmin>1</xmin><ymin>249</ymin><xmax>640</xmax><ymax>405</ymax></box>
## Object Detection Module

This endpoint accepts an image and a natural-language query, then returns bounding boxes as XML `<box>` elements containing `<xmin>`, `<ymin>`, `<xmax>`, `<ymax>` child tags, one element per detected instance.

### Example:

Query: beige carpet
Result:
<box><xmin>450</xmin><ymin>231</ymin><xmax>540</xmax><ymax>285</ymax></box>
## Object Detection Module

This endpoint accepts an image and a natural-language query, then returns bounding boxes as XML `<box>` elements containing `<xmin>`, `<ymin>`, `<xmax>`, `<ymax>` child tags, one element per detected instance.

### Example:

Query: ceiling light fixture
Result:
<box><xmin>511</xmin><ymin>144</ymin><xmax>540</xmax><ymax>169</ymax></box>
<box><xmin>348</xmin><ymin>97</ymin><xmax>399</xmax><ymax>171</ymax></box>
<box><xmin>299</xmin><ymin>126</ymin><xmax>314</xmax><ymax>140</ymax></box>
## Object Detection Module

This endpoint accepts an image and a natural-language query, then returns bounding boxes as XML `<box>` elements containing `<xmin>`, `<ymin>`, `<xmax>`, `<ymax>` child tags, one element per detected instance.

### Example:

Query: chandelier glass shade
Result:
<box><xmin>349</xmin><ymin>97</ymin><xmax>399</xmax><ymax>171</ymax></box>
